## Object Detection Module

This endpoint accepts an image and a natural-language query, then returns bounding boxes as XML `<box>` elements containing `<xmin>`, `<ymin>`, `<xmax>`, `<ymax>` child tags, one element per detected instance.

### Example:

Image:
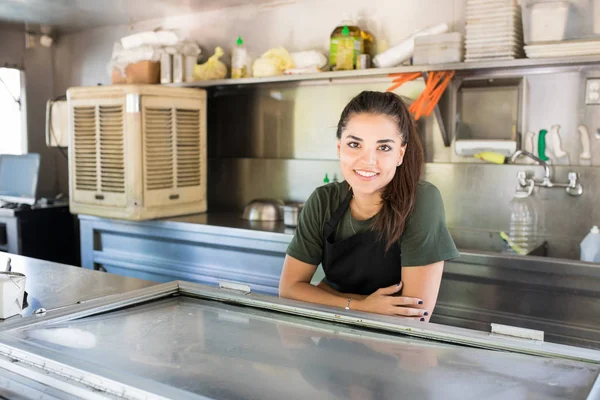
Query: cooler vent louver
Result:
<box><xmin>175</xmin><ymin>108</ymin><xmax>201</xmax><ymax>188</ymax></box>
<box><xmin>73</xmin><ymin>105</ymin><xmax>125</xmax><ymax>193</ymax></box>
<box><xmin>73</xmin><ymin>106</ymin><xmax>97</xmax><ymax>191</ymax></box>
<box><xmin>99</xmin><ymin>105</ymin><xmax>125</xmax><ymax>193</ymax></box>
<box><xmin>144</xmin><ymin>107</ymin><xmax>174</xmax><ymax>191</ymax></box>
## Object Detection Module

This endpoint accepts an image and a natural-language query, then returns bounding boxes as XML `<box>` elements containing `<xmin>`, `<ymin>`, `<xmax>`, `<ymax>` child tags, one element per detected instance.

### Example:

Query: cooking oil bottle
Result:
<box><xmin>329</xmin><ymin>15</ymin><xmax>363</xmax><ymax>70</ymax></box>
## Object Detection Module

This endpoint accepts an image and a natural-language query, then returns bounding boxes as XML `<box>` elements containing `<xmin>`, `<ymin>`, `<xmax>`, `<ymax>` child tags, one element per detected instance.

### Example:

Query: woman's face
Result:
<box><xmin>337</xmin><ymin>113</ymin><xmax>407</xmax><ymax>196</ymax></box>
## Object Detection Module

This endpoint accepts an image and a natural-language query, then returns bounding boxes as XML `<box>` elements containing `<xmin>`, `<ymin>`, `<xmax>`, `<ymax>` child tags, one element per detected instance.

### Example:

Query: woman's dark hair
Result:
<box><xmin>336</xmin><ymin>91</ymin><xmax>424</xmax><ymax>250</ymax></box>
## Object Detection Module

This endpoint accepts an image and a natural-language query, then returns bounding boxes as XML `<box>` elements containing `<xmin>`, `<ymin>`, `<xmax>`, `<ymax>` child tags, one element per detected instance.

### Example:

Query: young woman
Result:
<box><xmin>279</xmin><ymin>91</ymin><xmax>459</xmax><ymax>321</ymax></box>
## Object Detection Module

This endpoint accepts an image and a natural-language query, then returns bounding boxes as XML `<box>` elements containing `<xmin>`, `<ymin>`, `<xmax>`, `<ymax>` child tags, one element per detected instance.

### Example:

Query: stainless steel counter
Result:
<box><xmin>0</xmin><ymin>278</ymin><xmax>599</xmax><ymax>399</ymax></box>
<box><xmin>0</xmin><ymin>252</ymin><xmax>158</xmax><ymax>321</ymax></box>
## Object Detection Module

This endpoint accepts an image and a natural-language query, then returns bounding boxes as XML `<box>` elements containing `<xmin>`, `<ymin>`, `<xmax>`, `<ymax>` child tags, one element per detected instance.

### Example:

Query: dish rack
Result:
<box><xmin>67</xmin><ymin>85</ymin><xmax>207</xmax><ymax>220</ymax></box>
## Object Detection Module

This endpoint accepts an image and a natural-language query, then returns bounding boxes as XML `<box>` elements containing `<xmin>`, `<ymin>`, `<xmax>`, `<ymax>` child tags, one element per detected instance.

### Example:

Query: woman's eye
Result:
<box><xmin>379</xmin><ymin>145</ymin><xmax>392</xmax><ymax>152</ymax></box>
<box><xmin>347</xmin><ymin>142</ymin><xmax>359</xmax><ymax>148</ymax></box>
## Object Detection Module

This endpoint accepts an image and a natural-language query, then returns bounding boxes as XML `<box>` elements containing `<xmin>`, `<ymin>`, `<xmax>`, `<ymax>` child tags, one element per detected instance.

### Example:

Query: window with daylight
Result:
<box><xmin>0</xmin><ymin>67</ymin><xmax>25</xmax><ymax>154</ymax></box>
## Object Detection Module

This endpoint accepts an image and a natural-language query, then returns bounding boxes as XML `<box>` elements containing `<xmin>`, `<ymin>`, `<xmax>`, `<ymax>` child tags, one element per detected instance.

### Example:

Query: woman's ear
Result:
<box><xmin>397</xmin><ymin>144</ymin><xmax>407</xmax><ymax>166</ymax></box>
<box><xmin>337</xmin><ymin>140</ymin><xmax>341</xmax><ymax>158</ymax></box>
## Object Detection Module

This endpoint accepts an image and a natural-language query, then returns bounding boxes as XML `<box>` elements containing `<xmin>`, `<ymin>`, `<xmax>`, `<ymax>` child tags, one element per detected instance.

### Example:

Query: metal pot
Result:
<box><xmin>242</xmin><ymin>199</ymin><xmax>284</xmax><ymax>221</ymax></box>
<box><xmin>283</xmin><ymin>202</ymin><xmax>305</xmax><ymax>227</ymax></box>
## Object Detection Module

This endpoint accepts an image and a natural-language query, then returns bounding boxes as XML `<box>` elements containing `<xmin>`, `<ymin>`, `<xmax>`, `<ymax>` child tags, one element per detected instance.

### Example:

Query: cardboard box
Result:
<box><xmin>112</xmin><ymin>60</ymin><xmax>160</xmax><ymax>84</ymax></box>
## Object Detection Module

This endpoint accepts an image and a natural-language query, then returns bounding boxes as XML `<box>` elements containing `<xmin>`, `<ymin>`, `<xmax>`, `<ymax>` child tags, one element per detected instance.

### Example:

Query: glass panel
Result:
<box><xmin>2</xmin><ymin>296</ymin><xmax>598</xmax><ymax>399</ymax></box>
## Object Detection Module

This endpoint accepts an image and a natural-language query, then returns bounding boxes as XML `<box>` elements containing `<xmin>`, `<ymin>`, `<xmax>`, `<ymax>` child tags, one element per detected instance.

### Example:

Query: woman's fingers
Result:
<box><xmin>392</xmin><ymin>305</ymin><xmax>428</xmax><ymax>317</ymax></box>
<box><xmin>376</xmin><ymin>282</ymin><xmax>403</xmax><ymax>296</ymax></box>
<box><xmin>391</xmin><ymin>296</ymin><xmax>423</xmax><ymax>307</ymax></box>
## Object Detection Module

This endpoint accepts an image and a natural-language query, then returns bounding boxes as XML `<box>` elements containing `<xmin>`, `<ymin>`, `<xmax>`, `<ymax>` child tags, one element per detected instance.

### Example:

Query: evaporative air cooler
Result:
<box><xmin>67</xmin><ymin>85</ymin><xmax>207</xmax><ymax>220</ymax></box>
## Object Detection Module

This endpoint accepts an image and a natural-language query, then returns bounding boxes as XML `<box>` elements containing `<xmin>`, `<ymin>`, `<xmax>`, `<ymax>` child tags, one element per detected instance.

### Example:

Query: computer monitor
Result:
<box><xmin>0</xmin><ymin>154</ymin><xmax>41</xmax><ymax>205</ymax></box>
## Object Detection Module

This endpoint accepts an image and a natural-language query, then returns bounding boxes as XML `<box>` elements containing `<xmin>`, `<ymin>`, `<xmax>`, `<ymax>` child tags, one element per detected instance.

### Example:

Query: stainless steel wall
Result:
<box><xmin>207</xmin><ymin>71</ymin><xmax>600</xmax><ymax>261</ymax></box>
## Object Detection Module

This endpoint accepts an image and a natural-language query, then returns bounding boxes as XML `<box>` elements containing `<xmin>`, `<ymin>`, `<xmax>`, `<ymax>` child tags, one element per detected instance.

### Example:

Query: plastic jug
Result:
<box><xmin>507</xmin><ymin>190</ymin><xmax>538</xmax><ymax>255</ymax></box>
<box><xmin>580</xmin><ymin>225</ymin><xmax>600</xmax><ymax>263</ymax></box>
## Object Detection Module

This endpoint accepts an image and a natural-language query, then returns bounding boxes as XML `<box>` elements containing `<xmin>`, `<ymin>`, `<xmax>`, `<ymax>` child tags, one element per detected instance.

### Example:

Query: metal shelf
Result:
<box><xmin>169</xmin><ymin>55</ymin><xmax>600</xmax><ymax>88</ymax></box>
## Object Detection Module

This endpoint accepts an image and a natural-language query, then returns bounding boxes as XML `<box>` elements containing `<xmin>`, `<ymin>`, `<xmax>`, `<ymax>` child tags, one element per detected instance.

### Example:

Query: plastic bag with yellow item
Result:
<box><xmin>193</xmin><ymin>47</ymin><xmax>227</xmax><ymax>80</ymax></box>
<box><xmin>252</xmin><ymin>47</ymin><xmax>295</xmax><ymax>77</ymax></box>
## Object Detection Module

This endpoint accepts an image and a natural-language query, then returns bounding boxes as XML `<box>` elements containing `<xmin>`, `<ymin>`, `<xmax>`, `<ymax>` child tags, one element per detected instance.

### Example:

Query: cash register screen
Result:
<box><xmin>0</xmin><ymin>154</ymin><xmax>40</xmax><ymax>205</ymax></box>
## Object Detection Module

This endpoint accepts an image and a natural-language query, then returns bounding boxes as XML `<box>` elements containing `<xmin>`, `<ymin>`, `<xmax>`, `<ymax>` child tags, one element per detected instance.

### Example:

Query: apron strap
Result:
<box><xmin>323</xmin><ymin>189</ymin><xmax>353</xmax><ymax>238</ymax></box>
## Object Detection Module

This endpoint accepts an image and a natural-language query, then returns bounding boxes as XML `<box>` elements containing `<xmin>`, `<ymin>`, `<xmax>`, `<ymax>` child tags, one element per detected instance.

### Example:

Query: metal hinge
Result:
<box><xmin>218</xmin><ymin>281</ymin><xmax>251</xmax><ymax>295</ymax></box>
<box><xmin>491</xmin><ymin>323</ymin><xmax>545</xmax><ymax>342</ymax></box>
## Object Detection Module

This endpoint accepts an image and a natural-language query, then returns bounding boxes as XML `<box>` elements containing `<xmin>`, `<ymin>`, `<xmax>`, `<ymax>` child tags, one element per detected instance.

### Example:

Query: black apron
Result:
<box><xmin>322</xmin><ymin>190</ymin><xmax>402</xmax><ymax>296</ymax></box>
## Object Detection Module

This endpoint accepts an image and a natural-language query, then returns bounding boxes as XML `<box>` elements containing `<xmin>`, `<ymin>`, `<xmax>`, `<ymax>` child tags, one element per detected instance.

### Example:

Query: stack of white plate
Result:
<box><xmin>465</xmin><ymin>0</ymin><xmax>524</xmax><ymax>61</ymax></box>
<box><xmin>524</xmin><ymin>40</ymin><xmax>600</xmax><ymax>58</ymax></box>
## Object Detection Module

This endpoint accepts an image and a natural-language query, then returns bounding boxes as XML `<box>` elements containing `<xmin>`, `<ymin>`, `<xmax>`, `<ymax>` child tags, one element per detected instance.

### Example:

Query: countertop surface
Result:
<box><xmin>0</xmin><ymin>252</ymin><xmax>158</xmax><ymax>323</ymax></box>
<box><xmin>80</xmin><ymin>211</ymin><xmax>297</xmax><ymax>241</ymax></box>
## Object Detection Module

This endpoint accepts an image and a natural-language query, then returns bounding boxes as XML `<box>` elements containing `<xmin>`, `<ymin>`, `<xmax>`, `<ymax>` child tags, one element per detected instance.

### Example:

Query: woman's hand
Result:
<box><xmin>353</xmin><ymin>282</ymin><xmax>428</xmax><ymax>319</ymax></box>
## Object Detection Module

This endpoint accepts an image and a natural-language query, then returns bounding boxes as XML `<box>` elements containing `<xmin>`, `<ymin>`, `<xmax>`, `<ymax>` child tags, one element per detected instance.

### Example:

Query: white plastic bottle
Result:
<box><xmin>231</xmin><ymin>36</ymin><xmax>249</xmax><ymax>79</ymax></box>
<box><xmin>507</xmin><ymin>191</ymin><xmax>538</xmax><ymax>255</ymax></box>
<box><xmin>580</xmin><ymin>226</ymin><xmax>600</xmax><ymax>263</ymax></box>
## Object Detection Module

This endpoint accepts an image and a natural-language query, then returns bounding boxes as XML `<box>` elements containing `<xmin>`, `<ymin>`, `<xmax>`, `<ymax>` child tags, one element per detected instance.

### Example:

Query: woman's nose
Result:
<box><xmin>360</xmin><ymin>149</ymin><xmax>377</xmax><ymax>165</ymax></box>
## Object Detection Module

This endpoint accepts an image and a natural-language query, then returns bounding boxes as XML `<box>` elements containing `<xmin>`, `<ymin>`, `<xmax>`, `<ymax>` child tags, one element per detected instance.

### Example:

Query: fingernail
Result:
<box><xmin>420</xmin><ymin>317</ymin><xmax>425</xmax><ymax>321</ymax></box>
<box><xmin>424</xmin><ymin>311</ymin><xmax>429</xmax><ymax>316</ymax></box>
<box><xmin>418</xmin><ymin>301</ymin><xmax>423</xmax><ymax>305</ymax></box>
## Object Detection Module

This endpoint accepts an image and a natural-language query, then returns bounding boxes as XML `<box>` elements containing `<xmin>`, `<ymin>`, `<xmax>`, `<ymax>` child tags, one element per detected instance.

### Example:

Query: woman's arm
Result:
<box><xmin>279</xmin><ymin>255</ymin><xmax>353</xmax><ymax>309</ymax></box>
<box><xmin>280</xmin><ymin>255</ymin><xmax>427</xmax><ymax>318</ymax></box>
<box><xmin>316</xmin><ymin>280</ymin><xmax>367</xmax><ymax>301</ymax></box>
<box><xmin>400</xmin><ymin>261</ymin><xmax>445</xmax><ymax>322</ymax></box>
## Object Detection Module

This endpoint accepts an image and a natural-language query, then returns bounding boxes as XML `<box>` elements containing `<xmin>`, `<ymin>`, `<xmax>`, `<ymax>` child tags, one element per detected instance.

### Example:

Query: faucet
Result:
<box><xmin>510</xmin><ymin>149</ymin><xmax>583</xmax><ymax>196</ymax></box>
<box><xmin>510</xmin><ymin>150</ymin><xmax>552</xmax><ymax>187</ymax></box>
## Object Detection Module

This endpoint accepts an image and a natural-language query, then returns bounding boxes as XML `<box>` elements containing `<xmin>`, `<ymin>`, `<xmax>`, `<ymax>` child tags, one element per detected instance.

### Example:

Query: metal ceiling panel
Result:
<box><xmin>0</xmin><ymin>0</ymin><xmax>281</xmax><ymax>33</ymax></box>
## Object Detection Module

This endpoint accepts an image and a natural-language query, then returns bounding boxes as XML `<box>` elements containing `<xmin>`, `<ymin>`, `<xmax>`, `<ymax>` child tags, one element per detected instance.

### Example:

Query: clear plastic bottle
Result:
<box><xmin>355</xmin><ymin>13</ymin><xmax>376</xmax><ymax>58</ymax></box>
<box><xmin>231</xmin><ymin>36</ymin><xmax>249</xmax><ymax>79</ymax></box>
<box><xmin>580</xmin><ymin>225</ymin><xmax>600</xmax><ymax>262</ymax></box>
<box><xmin>507</xmin><ymin>191</ymin><xmax>538</xmax><ymax>255</ymax></box>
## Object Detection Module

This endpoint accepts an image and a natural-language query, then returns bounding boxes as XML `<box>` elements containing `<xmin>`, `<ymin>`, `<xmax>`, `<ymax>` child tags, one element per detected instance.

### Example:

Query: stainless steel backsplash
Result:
<box><xmin>208</xmin><ymin>158</ymin><xmax>600</xmax><ymax>260</ymax></box>
<box><xmin>206</xmin><ymin>71</ymin><xmax>600</xmax><ymax>261</ymax></box>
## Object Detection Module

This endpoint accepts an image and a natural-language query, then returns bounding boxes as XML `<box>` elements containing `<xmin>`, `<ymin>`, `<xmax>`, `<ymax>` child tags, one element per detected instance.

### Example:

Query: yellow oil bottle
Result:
<box><xmin>329</xmin><ymin>17</ymin><xmax>363</xmax><ymax>70</ymax></box>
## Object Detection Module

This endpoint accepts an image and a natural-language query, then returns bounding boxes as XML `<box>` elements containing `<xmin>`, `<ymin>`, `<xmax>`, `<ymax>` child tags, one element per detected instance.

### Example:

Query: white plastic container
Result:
<box><xmin>0</xmin><ymin>272</ymin><xmax>26</xmax><ymax>319</ymax></box>
<box><xmin>580</xmin><ymin>225</ymin><xmax>600</xmax><ymax>262</ymax></box>
<box><xmin>160</xmin><ymin>52</ymin><xmax>172</xmax><ymax>84</ymax></box>
<box><xmin>184</xmin><ymin>55</ymin><xmax>197</xmax><ymax>83</ymax></box>
<box><xmin>373</xmin><ymin>23</ymin><xmax>449</xmax><ymax>68</ymax></box>
<box><xmin>520</xmin><ymin>0</ymin><xmax>599</xmax><ymax>43</ymax></box>
<box><xmin>413</xmin><ymin>33</ymin><xmax>463</xmax><ymax>64</ymax></box>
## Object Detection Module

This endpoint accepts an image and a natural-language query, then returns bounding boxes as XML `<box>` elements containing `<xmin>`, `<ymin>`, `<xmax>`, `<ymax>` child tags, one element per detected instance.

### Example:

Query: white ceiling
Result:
<box><xmin>0</xmin><ymin>0</ymin><xmax>280</xmax><ymax>34</ymax></box>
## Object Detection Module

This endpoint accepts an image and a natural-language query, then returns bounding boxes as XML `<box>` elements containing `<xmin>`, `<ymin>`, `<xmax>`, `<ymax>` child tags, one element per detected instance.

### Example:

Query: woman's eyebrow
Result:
<box><xmin>345</xmin><ymin>135</ymin><xmax>396</xmax><ymax>144</ymax></box>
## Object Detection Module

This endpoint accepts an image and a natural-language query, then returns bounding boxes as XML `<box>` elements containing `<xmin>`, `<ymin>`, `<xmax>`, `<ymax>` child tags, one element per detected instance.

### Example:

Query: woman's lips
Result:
<box><xmin>354</xmin><ymin>169</ymin><xmax>379</xmax><ymax>180</ymax></box>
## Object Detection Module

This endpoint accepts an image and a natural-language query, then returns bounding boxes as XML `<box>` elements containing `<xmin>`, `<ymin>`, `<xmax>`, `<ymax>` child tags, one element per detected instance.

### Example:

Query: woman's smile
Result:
<box><xmin>354</xmin><ymin>169</ymin><xmax>380</xmax><ymax>180</ymax></box>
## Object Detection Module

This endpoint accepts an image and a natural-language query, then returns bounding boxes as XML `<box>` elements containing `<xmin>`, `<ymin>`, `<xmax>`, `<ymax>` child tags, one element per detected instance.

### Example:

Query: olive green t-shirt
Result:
<box><xmin>286</xmin><ymin>180</ymin><xmax>459</xmax><ymax>267</ymax></box>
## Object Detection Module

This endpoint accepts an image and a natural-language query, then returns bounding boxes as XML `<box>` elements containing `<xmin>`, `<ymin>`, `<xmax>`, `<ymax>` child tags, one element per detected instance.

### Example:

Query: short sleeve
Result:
<box><xmin>400</xmin><ymin>183</ymin><xmax>460</xmax><ymax>266</ymax></box>
<box><xmin>286</xmin><ymin>188</ymin><xmax>326</xmax><ymax>266</ymax></box>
